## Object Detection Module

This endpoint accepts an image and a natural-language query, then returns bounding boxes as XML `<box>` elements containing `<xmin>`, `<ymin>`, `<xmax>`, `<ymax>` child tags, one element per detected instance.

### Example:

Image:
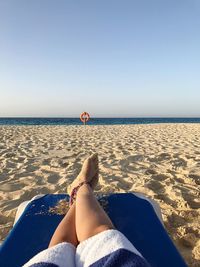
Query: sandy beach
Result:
<box><xmin>0</xmin><ymin>124</ymin><xmax>199</xmax><ymax>266</ymax></box>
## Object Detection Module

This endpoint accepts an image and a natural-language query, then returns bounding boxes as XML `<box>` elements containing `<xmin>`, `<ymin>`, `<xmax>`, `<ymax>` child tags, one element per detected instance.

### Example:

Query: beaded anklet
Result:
<box><xmin>69</xmin><ymin>181</ymin><xmax>90</xmax><ymax>206</ymax></box>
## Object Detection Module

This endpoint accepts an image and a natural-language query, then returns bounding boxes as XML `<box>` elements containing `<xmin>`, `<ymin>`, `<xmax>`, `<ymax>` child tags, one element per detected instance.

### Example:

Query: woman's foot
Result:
<box><xmin>67</xmin><ymin>154</ymin><xmax>99</xmax><ymax>195</ymax></box>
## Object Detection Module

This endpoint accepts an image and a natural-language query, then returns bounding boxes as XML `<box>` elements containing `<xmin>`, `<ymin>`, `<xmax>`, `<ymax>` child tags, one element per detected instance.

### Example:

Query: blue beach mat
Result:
<box><xmin>0</xmin><ymin>193</ymin><xmax>187</xmax><ymax>267</ymax></box>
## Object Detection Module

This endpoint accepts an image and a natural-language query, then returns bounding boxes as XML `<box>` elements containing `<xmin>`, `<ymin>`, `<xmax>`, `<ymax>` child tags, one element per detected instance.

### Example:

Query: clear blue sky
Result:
<box><xmin>0</xmin><ymin>0</ymin><xmax>200</xmax><ymax>117</ymax></box>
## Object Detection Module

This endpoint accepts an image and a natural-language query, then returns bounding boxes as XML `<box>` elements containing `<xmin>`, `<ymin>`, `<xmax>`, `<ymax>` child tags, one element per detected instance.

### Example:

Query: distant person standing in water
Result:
<box><xmin>23</xmin><ymin>154</ymin><xmax>150</xmax><ymax>267</ymax></box>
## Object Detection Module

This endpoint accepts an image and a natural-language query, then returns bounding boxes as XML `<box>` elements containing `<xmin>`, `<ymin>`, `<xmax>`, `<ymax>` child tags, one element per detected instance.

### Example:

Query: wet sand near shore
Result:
<box><xmin>0</xmin><ymin>124</ymin><xmax>199</xmax><ymax>266</ymax></box>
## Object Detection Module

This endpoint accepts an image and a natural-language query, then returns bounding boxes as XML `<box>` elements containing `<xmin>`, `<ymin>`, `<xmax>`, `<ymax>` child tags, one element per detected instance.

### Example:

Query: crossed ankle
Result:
<box><xmin>69</xmin><ymin>182</ymin><xmax>92</xmax><ymax>206</ymax></box>
<box><xmin>78</xmin><ymin>183</ymin><xmax>92</xmax><ymax>191</ymax></box>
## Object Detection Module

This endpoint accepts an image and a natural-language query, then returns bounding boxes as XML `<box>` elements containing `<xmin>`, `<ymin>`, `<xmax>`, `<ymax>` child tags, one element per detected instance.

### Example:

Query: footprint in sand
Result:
<box><xmin>157</xmin><ymin>153</ymin><xmax>172</xmax><ymax>161</ymax></box>
<box><xmin>34</xmin><ymin>176</ymin><xmax>46</xmax><ymax>186</ymax></box>
<box><xmin>47</xmin><ymin>173</ymin><xmax>61</xmax><ymax>184</ymax></box>
<box><xmin>148</xmin><ymin>153</ymin><xmax>172</xmax><ymax>163</ymax></box>
<box><xmin>170</xmin><ymin>157</ymin><xmax>187</xmax><ymax>169</ymax></box>
<box><xmin>180</xmin><ymin>233</ymin><xmax>198</xmax><ymax>249</ymax></box>
<box><xmin>42</xmin><ymin>158</ymin><xmax>51</xmax><ymax>166</ymax></box>
<box><xmin>49</xmin><ymin>158</ymin><xmax>62</xmax><ymax>168</ymax></box>
<box><xmin>25</xmin><ymin>164</ymin><xmax>38</xmax><ymax>172</ymax></box>
<box><xmin>188</xmin><ymin>174</ymin><xmax>200</xmax><ymax>185</ymax></box>
<box><xmin>146</xmin><ymin>180</ymin><xmax>165</xmax><ymax>193</ymax></box>
<box><xmin>5</xmin><ymin>160</ymin><xmax>18</xmax><ymax>169</ymax></box>
<box><xmin>145</xmin><ymin>168</ymin><xmax>157</xmax><ymax>175</ymax></box>
<box><xmin>19</xmin><ymin>187</ymin><xmax>51</xmax><ymax>201</ymax></box>
<box><xmin>1</xmin><ymin>198</ymin><xmax>26</xmax><ymax>212</ymax></box>
<box><xmin>151</xmin><ymin>174</ymin><xmax>169</xmax><ymax>181</ymax></box>
<box><xmin>166</xmin><ymin>212</ymin><xmax>186</xmax><ymax>228</ymax></box>
<box><xmin>13</xmin><ymin>171</ymin><xmax>31</xmax><ymax>179</ymax></box>
<box><xmin>127</xmin><ymin>155</ymin><xmax>144</xmax><ymax>162</ymax></box>
<box><xmin>182</xmin><ymin>194</ymin><xmax>200</xmax><ymax>209</ymax></box>
<box><xmin>0</xmin><ymin>183</ymin><xmax>25</xmax><ymax>192</ymax></box>
<box><xmin>0</xmin><ymin>173</ymin><xmax>8</xmax><ymax>181</ymax></box>
<box><xmin>155</xmin><ymin>193</ymin><xmax>176</xmax><ymax>206</ymax></box>
<box><xmin>49</xmin><ymin>158</ymin><xmax>69</xmax><ymax>169</ymax></box>
<box><xmin>0</xmin><ymin>214</ymin><xmax>11</xmax><ymax>224</ymax></box>
<box><xmin>106</xmin><ymin>174</ymin><xmax>133</xmax><ymax>191</ymax></box>
<box><xmin>119</xmin><ymin>158</ymin><xmax>140</xmax><ymax>172</ymax></box>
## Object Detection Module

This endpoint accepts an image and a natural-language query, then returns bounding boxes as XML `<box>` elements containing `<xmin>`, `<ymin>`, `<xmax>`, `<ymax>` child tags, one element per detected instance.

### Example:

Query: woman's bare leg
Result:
<box><xmin>49</xmin><ymin>154</ymin><xmax>99</xmax><ymax>247</ymax></box>
<box><xmin>49</xmin><ymin>153</ymin><xmax>114</xmax><ymax>246</ymax></box>
<box><xmin>75</xmin><ymin>182</ymin><xmax>114</xmax><ymax>243</ymax></box>
<box><xmin>73</xmin><ymin>153</ymin><xmax>114</xmax><ymax>242</ymax></box>
<box><xmin>49</xmin><ymin>204</ymin><xmax>78</xmax><ymax>247</ymax></box>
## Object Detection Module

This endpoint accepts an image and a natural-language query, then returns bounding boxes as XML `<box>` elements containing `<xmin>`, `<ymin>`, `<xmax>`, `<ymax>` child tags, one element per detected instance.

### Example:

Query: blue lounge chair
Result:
<box><xmin>0</xmin><ymin>193</ymin><xmax>187</xmax><ymax>267</ymax></box>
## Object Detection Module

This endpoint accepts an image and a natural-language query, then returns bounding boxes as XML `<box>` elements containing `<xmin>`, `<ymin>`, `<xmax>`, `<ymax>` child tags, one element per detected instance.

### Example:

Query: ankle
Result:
<box><xmin>69</xmin><ymin>182</ymin><xmax>91</xmax><ymax>206</ymax></box>
<box><xmin>77</xmin><ymin>183</ymin><xmax>92</xmax><ymax>195</ymax></box>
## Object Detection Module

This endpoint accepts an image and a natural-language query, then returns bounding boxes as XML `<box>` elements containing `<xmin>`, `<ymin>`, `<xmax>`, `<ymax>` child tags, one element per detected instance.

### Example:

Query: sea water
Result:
<box><xmin>0</xmin><ymin>117</ymin><xmax>200</xmax><ymax>125</ymax></box>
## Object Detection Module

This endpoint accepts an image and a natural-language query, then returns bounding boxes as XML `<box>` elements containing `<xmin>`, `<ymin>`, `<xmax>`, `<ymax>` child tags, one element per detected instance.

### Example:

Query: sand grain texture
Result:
<box><xmin>0</xmin><ymin>124</ymin><xmax>200</xmax><ymax>266</ymax></box>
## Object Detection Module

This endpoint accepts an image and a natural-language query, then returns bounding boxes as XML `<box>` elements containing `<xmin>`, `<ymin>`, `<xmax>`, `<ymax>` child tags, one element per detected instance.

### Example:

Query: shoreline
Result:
<box><xmin>0</xmin><ymin>122</ymin><xmax>200</xmax><ymax>128</ymax></box>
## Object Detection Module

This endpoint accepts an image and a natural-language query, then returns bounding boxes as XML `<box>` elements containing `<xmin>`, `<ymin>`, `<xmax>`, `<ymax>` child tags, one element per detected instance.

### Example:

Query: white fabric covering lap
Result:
<box><xmin>23</xmin><ymin>229</ymin><xmax>143</xmax><ymax>267</ymax></box>
<box><xmin>76</xmin><ymin>229</ymin><xmax>143</xmax><ymax>267</ymax></box>
<box><xmin>23</xmin><ymin>242</ymin><xmax>75</xmax><ymax>267</ymax></box>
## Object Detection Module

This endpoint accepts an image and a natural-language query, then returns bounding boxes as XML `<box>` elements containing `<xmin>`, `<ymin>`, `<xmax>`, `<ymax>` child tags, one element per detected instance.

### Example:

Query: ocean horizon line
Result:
<box><xmin>0</xmin><ymin>116</ymin><xmax>200</xmax><ymax>119</ymax></box>
<box><xmin>1</xmin><ymin>117</ymin><xmax>200</xmax><ymax>126</ymax></box>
